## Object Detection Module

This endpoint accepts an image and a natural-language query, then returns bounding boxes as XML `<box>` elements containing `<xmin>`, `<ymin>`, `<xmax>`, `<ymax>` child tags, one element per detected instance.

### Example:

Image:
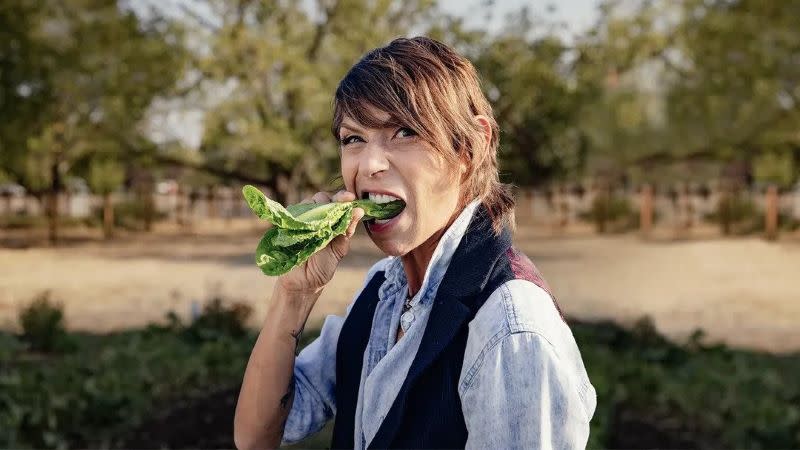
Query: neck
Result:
<box><xmin>401</xmin><ymin>208</ymin><xmax>462</xmax><ymax>298</ymax></box>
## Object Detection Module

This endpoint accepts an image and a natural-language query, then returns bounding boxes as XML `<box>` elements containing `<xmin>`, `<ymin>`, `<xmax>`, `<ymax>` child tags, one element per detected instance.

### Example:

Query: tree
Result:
<box><xmin>176</xmin><ymin>0</ymin><xmax>436</xmax><ymax>203</ymax></box>
<box><xmin>87</xmin><ymin>157</ymin><xmax>124</xmax><ymax>239</ymax></box>
<box><xmin>577</xmin><ymin>0</ymin><xmax>800</xmax><ymax>181</ymax></box>
<box><xmin>0</xmin><ymin>0</ymin><xmax>185</xmax><ymax>244</ymax></box>
<box><xmin>475</xmin><ymin>31</ymin><xmax>590</xmax><ymax>186</ymax></box>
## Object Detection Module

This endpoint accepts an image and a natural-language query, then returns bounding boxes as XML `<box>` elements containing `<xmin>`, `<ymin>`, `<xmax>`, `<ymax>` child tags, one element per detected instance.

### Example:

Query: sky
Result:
<box><xmin>440</xmin><ymin>0</ymin><xmax>600</xmax><ymax>39</ymax></box>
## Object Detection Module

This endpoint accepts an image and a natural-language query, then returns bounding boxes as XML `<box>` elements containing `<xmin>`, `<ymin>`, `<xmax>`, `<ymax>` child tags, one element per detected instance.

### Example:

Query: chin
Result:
<box><xmin>373</xmin><ymin>240</ymin><xmax>408</xmax><ymax>257</ymax></box>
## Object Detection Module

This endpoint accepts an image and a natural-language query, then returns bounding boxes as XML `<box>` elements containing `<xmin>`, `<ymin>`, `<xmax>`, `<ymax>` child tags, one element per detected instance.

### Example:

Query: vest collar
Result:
<box><xmin>368</xmin><ymin>202</ymin><xmax>513</xmax><ymax>448</ymax></box>
<box><xmin>378</xmin><ymin>198</ymin><xmax>483</xmax><ymax>307</ymax></box>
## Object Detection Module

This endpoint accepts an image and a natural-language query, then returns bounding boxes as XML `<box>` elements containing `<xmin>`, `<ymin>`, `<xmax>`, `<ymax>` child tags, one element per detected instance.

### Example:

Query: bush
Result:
<box><xmin>581</xmin><ymin>193</ymin><xmax>638</xmax><ymax>233</ymax></box>
<box><xmin>0</xmin><ymin>214</ymin><xmax>47</xmax><ymax>229</ymax></box>
<box><xmin>2</xmin><ymin>304</ymin><xmax>799</xmax><ymax>449</ymax></box>
<box><xmin>707</xmin><ymin>193</ymin><xmax>800</xmax><ymax>234</ymax></box>
<box><xmin>0</xmin><ymin>311</ymin><xmax>258</xmax><ymax>448</ymax></box>
<box><xmin>571</xmin><ymin>317</ymin><xmax>800</xmax><ymax>449</ymax></box>
<box><xmin>184</xmin><ymin>297</ymin><xmax>254</xmax><ymax>343</ymax></box>
<box><xmin>90</xmin><ymin>198</ymin><xmax>167</xmax><ymax>231</ymax></box>
<box><xmin>706</xmin><ymin>193</ymin><xmax>760</xmax><ymax>234</ymax></box>
<box><xmin>18</xmin><ymin>291</ymin><xmax>74</xmax><ymax>353</ymax></box>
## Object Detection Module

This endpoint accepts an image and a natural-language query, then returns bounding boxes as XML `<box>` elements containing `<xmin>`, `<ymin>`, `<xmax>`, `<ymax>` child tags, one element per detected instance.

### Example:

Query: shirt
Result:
<box><xmin>281</xmin><ymin>198</ymin><xmax>597</xmax><ymax>449</ymax></box>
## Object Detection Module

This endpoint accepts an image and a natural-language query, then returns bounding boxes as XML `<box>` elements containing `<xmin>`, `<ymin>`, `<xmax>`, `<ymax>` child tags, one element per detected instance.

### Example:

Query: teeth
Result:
<box><xmin>367</xmin><ymin>192</ymin><xmax>400</xmax><ymax>204</ymax></box>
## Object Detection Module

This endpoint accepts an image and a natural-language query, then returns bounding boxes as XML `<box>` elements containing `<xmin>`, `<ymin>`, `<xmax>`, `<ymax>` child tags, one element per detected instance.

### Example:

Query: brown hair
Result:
<box><xmin>331</xmin><ymin>36</ymin><xmax>515</xmax><ymax>235</ymax></box>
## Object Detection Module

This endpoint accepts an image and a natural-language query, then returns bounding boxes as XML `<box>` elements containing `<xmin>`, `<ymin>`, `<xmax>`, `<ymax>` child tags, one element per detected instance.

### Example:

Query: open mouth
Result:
<box><xmin>359</xmin><ymin>191</ymin><xmax>406</xmax><ymax>225</ymax></box>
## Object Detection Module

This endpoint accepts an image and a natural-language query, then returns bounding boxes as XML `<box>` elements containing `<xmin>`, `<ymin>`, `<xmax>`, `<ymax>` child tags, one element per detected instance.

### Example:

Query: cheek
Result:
<box><xmin>341</xmin><ymin>155</ymin><xmax>357</xmax><ymax>192</ymax></box>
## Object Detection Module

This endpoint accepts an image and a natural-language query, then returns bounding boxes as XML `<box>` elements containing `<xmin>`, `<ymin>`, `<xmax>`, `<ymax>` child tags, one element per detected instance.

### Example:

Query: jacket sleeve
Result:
<box><xmin>460</xmin><ymin>331</ymin><xmax>593</xmax><ymax>450</ymax></box>
<box><xmin>280</xmin><ymin>260</ymin><xmax>386</xmax><ymax>445</ymax></box>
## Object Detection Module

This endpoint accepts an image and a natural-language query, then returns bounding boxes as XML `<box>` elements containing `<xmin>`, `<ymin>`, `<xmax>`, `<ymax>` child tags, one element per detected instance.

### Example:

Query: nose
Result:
<box><xmin>360</xmin><ymin>141</ymin><xmax>390</xmax><ymax>179</ymax></box>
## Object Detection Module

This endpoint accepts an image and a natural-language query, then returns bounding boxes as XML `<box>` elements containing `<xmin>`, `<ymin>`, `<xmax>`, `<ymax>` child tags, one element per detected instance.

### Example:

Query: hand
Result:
<box><xmin>276</xmin><ymin>190</ymin><xmax>364</xmax><ymax>296</ymax></box>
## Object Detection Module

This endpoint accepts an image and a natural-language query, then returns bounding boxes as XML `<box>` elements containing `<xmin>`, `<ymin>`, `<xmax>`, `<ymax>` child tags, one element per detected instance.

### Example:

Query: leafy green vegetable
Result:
<box><xmin>242</xmin><ymin>184</ymin><xmax>405</xmax><ymax>275</ymax></box>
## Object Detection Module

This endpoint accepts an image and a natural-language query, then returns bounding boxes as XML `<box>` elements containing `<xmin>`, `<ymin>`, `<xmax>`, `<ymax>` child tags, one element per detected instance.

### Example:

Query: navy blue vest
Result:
<box><xmin>330</xmin><ymin>204</ymin><xmax>558</xmax><ymax>449</ymax></box>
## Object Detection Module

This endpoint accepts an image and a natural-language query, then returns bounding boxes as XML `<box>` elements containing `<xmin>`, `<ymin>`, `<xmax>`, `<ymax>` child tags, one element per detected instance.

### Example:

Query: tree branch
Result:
<box><xmin>306</xmin><ymin>0</ymin><xmax>341</xmax><ymax>61</ymax></box>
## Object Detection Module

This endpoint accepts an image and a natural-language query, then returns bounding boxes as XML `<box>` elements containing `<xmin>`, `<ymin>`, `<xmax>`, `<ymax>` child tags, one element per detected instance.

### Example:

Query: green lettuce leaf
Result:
<box><xmin>243</xmin><ymin>185</ymin><xmax>405</xmax><ymax>276</ymax></box>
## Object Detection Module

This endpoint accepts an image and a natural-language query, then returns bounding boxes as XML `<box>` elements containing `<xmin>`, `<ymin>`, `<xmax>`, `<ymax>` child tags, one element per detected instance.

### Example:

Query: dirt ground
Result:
<box><xmin>1</xmin><ymin>219</ymin><xmax>799</xmax><ymax>353</ymax></box>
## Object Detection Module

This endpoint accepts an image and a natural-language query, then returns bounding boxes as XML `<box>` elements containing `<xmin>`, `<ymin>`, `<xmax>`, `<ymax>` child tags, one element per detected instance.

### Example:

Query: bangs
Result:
<box><xmin>331</xmin><ymin>54</ymin><xmax>429</xmax><ymax>141</ymax></box>
<box><xmin>334</xmin><ymin>95</ymin><xmax>402</xmax><ymax>132</ymax></box>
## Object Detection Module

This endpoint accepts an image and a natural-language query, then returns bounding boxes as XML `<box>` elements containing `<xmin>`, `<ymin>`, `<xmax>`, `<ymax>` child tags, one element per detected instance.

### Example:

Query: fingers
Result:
<box><xmin>300</xmin><ymin>190</ymin><xmax>356</xmax><ymax>205</ymax></box>
<box><xmin>312</xmin><ymin>192</ymin><xmax>332</xmax><ymax>204</ymax></box>
<box><xmin>332</xmin><ymin>190</ymin><xmax>356</xmax><ymax>203</ymax></box>
<box><xmin>346</xmin><ymin>207</ymin><xmax>364</xmax><ymax>238</ymax></box>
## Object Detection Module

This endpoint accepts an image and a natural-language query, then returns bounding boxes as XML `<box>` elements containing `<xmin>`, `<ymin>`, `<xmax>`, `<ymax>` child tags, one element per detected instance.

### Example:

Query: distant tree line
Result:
<box><xmin>1</xmin><ymin>0</ymin><xmax>798</xmax><ymax>244</ymax></box>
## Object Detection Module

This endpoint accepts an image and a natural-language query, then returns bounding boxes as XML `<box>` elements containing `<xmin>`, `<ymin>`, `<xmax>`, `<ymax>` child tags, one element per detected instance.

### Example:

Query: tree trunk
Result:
<box><xmin>48</xmin><ymin>161</ymin><xmax>61</xmax><ymax>246</ymax></box>
<box><xmin>640</xmin><ymin>183</ymin><xmax>653</xmax><ymax>236</ymax></box>
<box><xmin>176</xmin><ymin>184</ymin><xmax>185</xmax><ymax>227</ymax></box>
<box><xmin>1</xmin><ymin>193</ymin><xmax>11</xmax><ymax>218</ymax></box>
<box><xmin>719</xmin><ymin>188</ymin><xmax>732</xmax><ymax>235</ymax></box>
<box><xmin>103</xmin><ymin>192</ymin><xmax>114</xmax><ymax>239</ymax></box>
<box><xmin>225</xmin><ymin>188</ymin><xmax>233</xmax><ymax>224</ymax></box>
<box><xmin>142</xmin><ymin>181</ymin><xmax>154</xmax><ymax>232</ymax></box>
<box><xmin>558</xmin><ymin>185</ymin><xmax>569</xmax><ymax>229</ymax></box>
<box><xmin>765</xmin><ymin>185</ymin><xmax>778</xmax><ymax>241</ymax></box>
<box><xmin>594</xmin><ymin>183</ymin><xmax>610</xmax><ymax>234</ymax></box>
<box><xmin>206</xmin><ymin>185</ymin><xmax>216</xmax><ymax>219</ymax></box>
<box><xmin>64</xmin><ymin>189</ymin><xmax>72</xmax><ymax>219</ymax></box>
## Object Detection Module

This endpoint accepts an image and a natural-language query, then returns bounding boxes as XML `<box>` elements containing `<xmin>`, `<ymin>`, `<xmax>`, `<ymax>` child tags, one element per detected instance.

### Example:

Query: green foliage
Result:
<box><xmin>707</xmin><ymin>192</ymin><xmax>800</xmax><ymax>235</ymax></box>
<box><xmin>706</xmin><ymin>193</ymin><xmax>761</xmax><ymax>235</ymax></box>
<box><xmin>2</xmin><ymin>307</ymin><xmax>799</xmax><ymax>448</ymax></box>
<box><xmin>1</xmin><ymin>303</ymin><xmax>257</xmax><ymax>448</ymax></box>
<box><xmin>0</xmin><ymin>0</ymin><xmax>185</xmax><ymax>242</ymax></box>
<box><xmin>566</xmin><ymin>0</ymin><xmax>800</xmax><ymax>192</ymax></box>
<box><xmin>184</xmin><ymin>297</ymin><xmax>253</xmax><ymax>343</ymax></box>
<box><xmin>581</xmin><ymin>192</ymin><xmax>637</xmax><ymax>233</ymax></box>
<box><xmin>17</xmin><ymin>291</ymin><xmax>74</xmax><ymax>353</ymax></box>
<box><xmin>191</xmin><ymin>0</ymin><xmax>436</xmax><ymax>201</ymax></box>
<box><xmin>754</xmin><ymin>152</ymin><xmax>797</xmax><ymax>188</ymax></box>
<box><xmin>90</xmin><ymin>198</ymin><xmax>166</xmax><ymax>231</ymax></box>
<box><xmin>243</xmin><ymin>185</ymin><xmax>404</xmax><ymax>275</ymax></box>
<box><xmin>87</xmin><ymin>159</ymin><xmax>125</xmax><ymax>196</ymax></box>
<box><xmin>472</xmin><ymin>27</ymin><xmax>591</xmax><ymax>185</ymax></box>
<box><xmin>573</xmin><ymin>317</ymin><xmax>800</xmax><ymax>449</ymax></box>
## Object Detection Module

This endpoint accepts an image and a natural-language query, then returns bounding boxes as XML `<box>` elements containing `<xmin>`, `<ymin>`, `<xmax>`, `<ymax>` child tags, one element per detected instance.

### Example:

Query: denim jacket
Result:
<box><xmin>281</xmin><ymin>199</ymin><xmax>597</xmax><ymax>449</ymax></box>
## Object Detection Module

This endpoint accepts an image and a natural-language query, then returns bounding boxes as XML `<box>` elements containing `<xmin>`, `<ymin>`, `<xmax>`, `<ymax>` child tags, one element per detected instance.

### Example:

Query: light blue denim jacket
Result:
<box><xmin>281</xmin><ymin>199</ymin><xmax>597</xmax><ymax>449</ymax></box>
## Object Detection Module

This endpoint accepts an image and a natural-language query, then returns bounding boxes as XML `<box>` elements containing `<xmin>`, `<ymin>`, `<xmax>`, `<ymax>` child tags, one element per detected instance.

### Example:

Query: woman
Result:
<box><xmin>234</xmin><ymin>37</ymin><xmax>596</xmax><ymax>450</ymax></box>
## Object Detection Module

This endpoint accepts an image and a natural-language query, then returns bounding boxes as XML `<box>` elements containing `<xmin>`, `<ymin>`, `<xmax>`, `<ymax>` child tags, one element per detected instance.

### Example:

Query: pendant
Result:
<box><xmin>400</xmin><ymin>310</ymin><xmax>415</xmax><ymax>332</ymax></box>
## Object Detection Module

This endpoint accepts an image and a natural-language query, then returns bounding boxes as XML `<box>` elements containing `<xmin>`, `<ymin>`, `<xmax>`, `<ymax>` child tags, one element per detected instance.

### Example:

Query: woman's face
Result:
<box><xmin>339</xmin><ymin>108</ymin><xmax>465</xmax><ymax>256</ymax></box>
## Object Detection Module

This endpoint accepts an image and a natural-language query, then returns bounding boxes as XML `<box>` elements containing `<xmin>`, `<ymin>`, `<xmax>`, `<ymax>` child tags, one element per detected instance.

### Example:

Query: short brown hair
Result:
<box><xmin>331</xmin><ymin>36</ymin><xmax>515</xmax><ymax>235</ymax></box>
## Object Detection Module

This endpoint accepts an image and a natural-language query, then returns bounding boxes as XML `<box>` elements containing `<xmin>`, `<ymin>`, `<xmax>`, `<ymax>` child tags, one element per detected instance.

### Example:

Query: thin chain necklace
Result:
<box><xmin>402</xmin><ymin>289</ymin><xmax>414</xmax><ymax>313</ymax></box>
<box><xmin>399</xmin><ymin>288</ymin><xmax>416</xmax><ymax>333</ymax></box>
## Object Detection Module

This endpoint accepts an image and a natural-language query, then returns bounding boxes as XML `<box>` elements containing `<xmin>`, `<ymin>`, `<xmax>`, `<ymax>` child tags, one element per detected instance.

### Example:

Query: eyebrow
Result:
<box><xmin>339</xmin><ymin>118</ymin><xmax>399</xmax><ymax>136</ymax></box>
<box><xmin>339</xmin><ymin>121</ymin><xmax>363</xmax><ymax>134</ymax></box>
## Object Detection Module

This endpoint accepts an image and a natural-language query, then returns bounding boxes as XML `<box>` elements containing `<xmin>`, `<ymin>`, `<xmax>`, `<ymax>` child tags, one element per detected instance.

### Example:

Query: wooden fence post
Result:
<box><xmin>640</xmin><ymin>183</ymin><xmax>653</xmax><ymax>236</ymax></box>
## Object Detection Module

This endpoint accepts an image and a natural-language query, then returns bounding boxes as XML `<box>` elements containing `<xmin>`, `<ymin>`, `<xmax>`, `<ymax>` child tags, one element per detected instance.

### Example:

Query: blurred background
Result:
<box><xmin>1</xmin><ymin>0</ymin><xmax>799</xmax><ymax>448</ymax></box>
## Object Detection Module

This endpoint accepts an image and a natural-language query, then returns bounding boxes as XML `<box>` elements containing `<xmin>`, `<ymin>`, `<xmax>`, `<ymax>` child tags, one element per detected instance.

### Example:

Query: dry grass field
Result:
<box><xmin>1</xmin><ymin>219</ymin><xmax>799</xmax><ymax>352</ymax></box>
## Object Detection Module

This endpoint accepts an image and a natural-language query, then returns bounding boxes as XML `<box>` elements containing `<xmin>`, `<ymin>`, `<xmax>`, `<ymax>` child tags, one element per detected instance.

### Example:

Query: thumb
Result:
<box><xmin>348</xmin><ymin>207</ymin><xmax>365</xmax><ymax>237</ymax></box>
<box><xmin>329</xmin><ymin>232</ymin><xmax>352</xmax><ymax>261</ymax></box>
<box><xmin>329</xmin><ymin>208</ymin><xmax>363</xmax><ymax>260</ymax></box>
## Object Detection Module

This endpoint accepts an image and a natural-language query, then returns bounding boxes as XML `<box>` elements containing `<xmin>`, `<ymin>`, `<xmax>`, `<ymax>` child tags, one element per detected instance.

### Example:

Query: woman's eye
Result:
<box><xmin>396</xmin><ymin>127</ymin><xmax>417</xmax><ymax>138</ymax></box>
<box><xmin>340</xmin><ymin>135</ymin><xmax>363</xmax><ymax>146</ymax></box>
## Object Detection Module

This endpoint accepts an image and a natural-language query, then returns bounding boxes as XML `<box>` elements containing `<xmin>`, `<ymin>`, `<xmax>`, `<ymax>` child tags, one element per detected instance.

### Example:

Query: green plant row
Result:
<box><xmin>3</xmin><ymin>297</ymin><xmax>799</xmax><ymax>449</ymax></box>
